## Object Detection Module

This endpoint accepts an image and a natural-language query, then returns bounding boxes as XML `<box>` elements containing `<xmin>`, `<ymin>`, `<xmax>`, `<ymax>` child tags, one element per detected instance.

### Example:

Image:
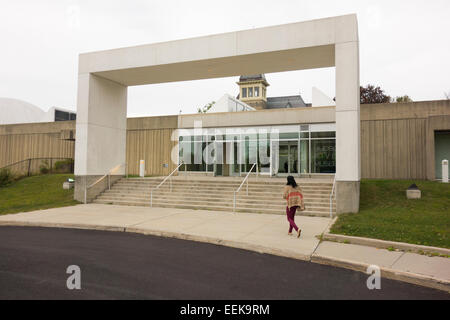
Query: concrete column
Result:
<box><xmin>335</xmin><ymin>40</ymin><xmax>361</xmax><ymax>213</ymax></box>
<box><xmin>74</xmin><ymin>73</ymin><xmax>127</xmax><ymax>202</ymax></box>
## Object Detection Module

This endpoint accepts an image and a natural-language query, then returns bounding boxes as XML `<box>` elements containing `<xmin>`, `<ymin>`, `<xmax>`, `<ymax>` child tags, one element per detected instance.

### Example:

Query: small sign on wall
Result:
<box><xmin>162</xmin><ymin>163</ymin><xmax>168</xmax><ymax>168</ymax></box>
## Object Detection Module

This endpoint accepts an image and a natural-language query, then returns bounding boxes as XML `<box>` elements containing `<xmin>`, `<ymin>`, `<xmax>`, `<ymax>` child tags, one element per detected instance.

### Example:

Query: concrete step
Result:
<box><xmin>112</xmin><ymin>187</ymin><xmax>332</xmax><ymax>195</ymax></box>
<box><xmin>98</xmin><ymin>192</ymin><xmax>335</xmax><ymax>204</ymax></box>
<box><xmin>106</xmin><ymin>188</ymin><xmax>331</xmax><ymax>195</ymax></box>
<box><xmin>103</xmin><ymin>191</ymin><xmax>333</xmax><ymax>202</ymax></box>
<box><xmin>100</xmin><ymin>192</ymin><xmax>336</xmax><ymax>203</ymax></box>
<box><xmin>116</xmin><ymin>179</ymin><xmax>332</xmax><ymax>186</ymax></box>
<box><xmin>113</xmin><ymin>187</ymin><xmax>332</xmax><ymax>195</ymax></box>
<box><xmin>114</xmin><ymin>185</ymin><xmax>332</xmax><ymax>192</ymax></box>
<box><xmin>115</xmin><ymin>181</ymin><xmax>333</xmax><ymax>188</ymax></box>
<box><xmin>96</xmin><ymin>196</ymin><xmax>336</xmax><ymax>211</ymax></box>
<box><xmin>92</xmin><ymin>199</ymin><xmax>332</xmax><ymax>217</ymax></box>
<box><xmin>112</xmin><ymin>182</ymin><xmax>332</xmax><ymax>190</ymax></box>
<box><xmin>103</xmin><ymin>189</ymin><xmax>334</xmax><ymax>198</ymax></box>
<box><xmin>94</xmin><ymin>177</ymin><xmax>336</xmax><ymax>217</ymax></box>
<box><xmin>122</xmin><ymin>178</ymin><xmax>333</xmax><ymax>186</ymax></box>
<box><xmin>97</xmin><ymin>192</ymin><xmax>335</xmax><ymax>208</ymax></box>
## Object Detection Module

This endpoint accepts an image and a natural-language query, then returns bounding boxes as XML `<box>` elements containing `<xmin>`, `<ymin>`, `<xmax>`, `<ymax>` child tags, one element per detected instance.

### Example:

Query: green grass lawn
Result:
<box><xmin>0</xmin><ymin>174</ymin><xmax>80</xmax><ymax>215</ymax></box>
<box><xmin>330</xmin><ymin>180</ymin><xmax>450</xmax><ymax>249</ymax></box>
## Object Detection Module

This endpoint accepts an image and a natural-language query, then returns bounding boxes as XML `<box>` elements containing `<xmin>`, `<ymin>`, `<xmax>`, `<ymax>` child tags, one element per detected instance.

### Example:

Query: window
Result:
<box><xmin>242</xmin><ymin>88</ymin><xmax>247</xmax><ymax>98</ymax></box>
<box><xmin>55</xmin><ymin>110</ymin><xmax>76</xmax><ymax>121</ymax></box>
<box><xmin>55</xmin><ymin>110</ymin><xmax>70</xmax><ymax>121</ymax></box>
<box><xmin>178</xmin><ymin>124</ymin><xmax>336</xmax><ymax>175</ymax></box>
<box><xmin>300</xmin><ymin>124</ymin><xmax>309</xmax><ymax>131</ymax></box>
<box><xmin>254</xmin><ymin>87</ymin><xmax>259</xmax><ymax>97</ymax></box>
<box><xmin>311</xmin><ymin>139</ymin><xmax>336</xmax><ymax>173</ymax></box>
<box><xmin>248</xmin><ymin>87</ymin><xmax>253</xmax><ymax>97</ymax></box>
<box><xmin>311</xmin><ymin>131</ymin><xmax>335</xmax><ymax>138</ymax></box>
<box><xmin>300</xmin><ymin>140</ymin><xmax>309</xmax><ymax>173</ymax></box>
<box><xmin>279</xmin><ymin>132</ymin><xmax>298</xmax><ymax>139</ymax></box>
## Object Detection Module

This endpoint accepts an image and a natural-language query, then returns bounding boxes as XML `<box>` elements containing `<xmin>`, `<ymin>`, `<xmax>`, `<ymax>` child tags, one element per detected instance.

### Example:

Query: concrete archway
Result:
<box><xmin>74</xmin><ymin>14</ymin><xmax>360</xmax><ymax>213</ymax></box>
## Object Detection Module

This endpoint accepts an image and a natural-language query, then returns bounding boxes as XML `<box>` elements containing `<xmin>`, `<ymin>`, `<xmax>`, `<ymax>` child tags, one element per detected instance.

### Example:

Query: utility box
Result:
<box><xmin>63</xmin><ymin>178</ymin><xmax>75</xmax><ymax>190</ymax></box>
<box><xmin>406</xmin><ymin>183</ymin><xmax>421</xmax><ymax>199</ymax></box>
<box><xmin>139</xmin><ymin>160</ymin><xmax>145</xmax><ymax>177</ymax></box>
<box><xmin>442</xmin><ymin>159</ymin><xmax>449</xmax><ymax>183</ymax></box>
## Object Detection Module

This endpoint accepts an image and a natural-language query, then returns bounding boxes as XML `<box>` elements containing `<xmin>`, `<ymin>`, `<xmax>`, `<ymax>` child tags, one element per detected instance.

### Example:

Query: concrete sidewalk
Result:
<box><xmin>0</xmin><ymin>204</ymin><xmax>449</xmax><ymax>292</ymax></box>
<box><xmin>0</xmin><ymin>204</ymin><xmax>330</xmax><ymax>261</ymax></box>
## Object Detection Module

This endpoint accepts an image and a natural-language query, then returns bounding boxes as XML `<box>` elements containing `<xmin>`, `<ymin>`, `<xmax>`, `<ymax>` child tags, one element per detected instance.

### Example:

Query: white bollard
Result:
<box><xmin>139</xmin><ymin>160</ymin><xmax>145</xmax><ymax>177</ymax></box>
<box><xmin>442</xmin><ymin>159</ymin><xmax>449</xmax><ymax>183</ymax></box>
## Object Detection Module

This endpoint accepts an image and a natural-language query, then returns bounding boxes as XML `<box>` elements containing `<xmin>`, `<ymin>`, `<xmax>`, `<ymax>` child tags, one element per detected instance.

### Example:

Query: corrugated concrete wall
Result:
<box><xmin>0</xmin><ymin>121</ymin><xmax>75</xmax><ymax>169</ymax></box>
<box><xmin>0</xmin><ymin>117</ymin><xmax>179</xmax><ymax>177</ymax></box>
<box><xmin>361</xmin><ymin>118</ymin><xmax>427</xmax><ymax>179</ymax></box>
<box><xmin>360</xmin><ymin>100</ymin><xmax>450</xmax><ymax>179</ymax></box>
<box><xmin>1</xmin><ymin>101</ymin><xmax>449</xmax><ymax>179</ymax></box>
<box><xmin>126</xmin><ymin>116</ymin><xmax>178</xmax><ymax>176</ymax></box>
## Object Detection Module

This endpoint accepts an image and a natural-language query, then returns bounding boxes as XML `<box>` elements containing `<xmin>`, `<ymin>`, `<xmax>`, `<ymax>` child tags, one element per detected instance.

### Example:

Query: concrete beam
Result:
<box><xmin>335</xmin><ymin>38</ymin><xmax>360</xmax><ymax>213</ymax></box>
<box><xmin>178</xmin><ymin>106</ymin><xmax>336</xmax><ymax>129</ymax></box>
<box><xmin>78</xmin><ymin>15</ymin><xmax>358</xmax><ymax>85</ymax></box>
<box><xmin>74</xmin><ymin>14</ymin><xmax>360</xmax><ymax>208</ymax></box>
<box><xmin>74</xmin><ymin>74</ymin><xmax>127</xmax><ymax>201</ymax></box>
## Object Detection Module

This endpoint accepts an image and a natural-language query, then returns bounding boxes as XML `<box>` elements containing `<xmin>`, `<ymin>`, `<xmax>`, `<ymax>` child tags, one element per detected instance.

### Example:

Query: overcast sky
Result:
<box><xmin>0</xmin><ymin>0</ymin><xmax>449</xmax><ymax>117</ymax></box>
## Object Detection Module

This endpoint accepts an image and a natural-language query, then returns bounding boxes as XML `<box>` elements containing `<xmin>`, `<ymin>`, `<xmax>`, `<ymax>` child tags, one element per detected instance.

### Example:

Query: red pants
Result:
<box><xmin>286</xmin><ymin>206</ymin><xmax>299</xmax><ymax>233</ymax></box>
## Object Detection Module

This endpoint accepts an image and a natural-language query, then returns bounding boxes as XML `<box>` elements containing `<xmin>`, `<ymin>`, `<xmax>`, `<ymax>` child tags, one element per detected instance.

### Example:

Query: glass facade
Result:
<box><xmin>178</xmin><ymin>123</ymin><xmax>336</xmax><ymax>176</ymax></box>
<box><xmin>55</xmin><ymin>110</ymin><xmax>76</xmax><ymax>121</ymax></box>
<box><xmin>311</xmin><ymin>139</ymin><xmax>335</xmax><ymax>173</ymax></box>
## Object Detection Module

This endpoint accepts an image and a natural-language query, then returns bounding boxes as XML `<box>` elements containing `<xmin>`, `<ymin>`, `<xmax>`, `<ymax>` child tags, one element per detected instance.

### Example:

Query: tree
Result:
<box><xmin>197</xmin><ymin>101</ymin><xmax>215</xmax><ymax>113</ymax></box>
<box><xmin>445</xmin><ymin>91</ymin><xmax>450</xmax><ymax>100</ymax></box>
<box><xmin>360</xmin><ymin>85</ymin><xmax>391</xmax><ymax>104</ymax></box>
<box><xmin>393</xmin><ymin>95</ymin><xmax>413</xmax><ymax>103</ymax></box>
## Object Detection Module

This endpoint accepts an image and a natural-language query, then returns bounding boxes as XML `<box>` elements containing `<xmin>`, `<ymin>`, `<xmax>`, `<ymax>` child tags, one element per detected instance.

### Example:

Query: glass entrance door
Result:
<box><xmin>229</xmin><ymin>140</ymin><xmax>240</xmax><ymax>176</ymax></box>
<box><xmin>271</xmin><ymin>140</ymin><xmax>299</xmax><ymax>175</ymax></box>
<box><xmin>214</xmin><ymin>140</ymin><xmax>241</xmax><ymax>176</ymax></box>
<box><xmin>279</xmin><ymin>143</ymin><xmax>289</xmax><ymax>174</ymax></box>
<box><xmin>289</xmin><ymin>142</ymin><xmax>298</xmax><ymax>174</ymax></box>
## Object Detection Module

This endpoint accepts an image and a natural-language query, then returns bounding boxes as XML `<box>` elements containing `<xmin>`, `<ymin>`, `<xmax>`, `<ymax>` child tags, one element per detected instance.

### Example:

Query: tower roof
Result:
<box><xmin>238</xmin><ymin>74</ymin><xmax>270</xmax><ymax>86</ymax></box>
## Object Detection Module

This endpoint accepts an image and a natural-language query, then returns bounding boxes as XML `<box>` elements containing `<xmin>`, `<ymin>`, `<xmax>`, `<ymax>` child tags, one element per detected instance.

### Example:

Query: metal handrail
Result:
<box><xmin>150</xmin><ymin>162</ymin><xmax>184</xmax><ymax>207</ymax></box>
<box><xmin>84</xmin><ymin>163</ymin><xmax>127</xmax><ymax>204</ymax></box>
<box><xmin>233</xmin><ymin>163</ymin><xmax>258</xmax><ymax>213</ymax></box>
<box><xmin>0</xmin><ymin>157</ymin><xmax>74</xmax><ymax>176</ymax></box>
<box><xmin>0</xmin><ymin>157</ymin><xmax>73</xmax><ymax>170</ymax></box>
<box><xmin>329</xmin><ymin>175</ymin><xmax>336</xmax><ymax>218</ymax></box>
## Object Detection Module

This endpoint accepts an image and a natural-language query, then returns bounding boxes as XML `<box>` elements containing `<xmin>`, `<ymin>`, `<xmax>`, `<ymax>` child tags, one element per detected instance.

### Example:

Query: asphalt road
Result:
<box><xmin>0</xmin><ymin>226</ymin><xmax>448</xmax><ymax>300</ymax></box>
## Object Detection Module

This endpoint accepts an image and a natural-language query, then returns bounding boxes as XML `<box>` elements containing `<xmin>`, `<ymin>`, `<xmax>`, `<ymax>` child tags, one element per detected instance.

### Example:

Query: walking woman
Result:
<box><xmin>283</xmin><ymin>176</ymin><xmax>305</xmax><ymax>238</ymax></box>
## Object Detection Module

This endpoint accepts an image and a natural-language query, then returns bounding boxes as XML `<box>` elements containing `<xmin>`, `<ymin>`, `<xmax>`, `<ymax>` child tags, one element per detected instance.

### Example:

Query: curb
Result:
<box><xmin>1</xmin><ymin>221</ymin><xmax>449</xmax><ymax>293</ymax></box>
<box><xmin>311</xmin><ymin>254</ymin><xmax>450</xmax><ymax>293</ymax></box>
<box><xmin>0</xmin><ymin>221</ymin><xmax>310</xmax><ymax>262</ymax></box>
<box><xmin>125</xmin><ymin>227</ymin><xmax>311</xmax><ymax>262</ymax></box>
<box><xmin>323</xmin><ymin>232</ymin><xmax>450</xmax><ymax>257</ymax></box>
<box><xmin>0</xmin><ymin>221</ymin><xmax>126</xmax><ymax>232</ymax></box>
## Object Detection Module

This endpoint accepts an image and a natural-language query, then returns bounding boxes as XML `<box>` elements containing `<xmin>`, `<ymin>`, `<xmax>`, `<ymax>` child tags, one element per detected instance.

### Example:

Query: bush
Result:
<box><xmin>0</xmin><ymin>168</ymin><xmax>13</xmax><ymax>187</ymax></box>
<box><xmin>54</xmin><ymin>159</ymin><xmax>74</xmax><ymax>173</ymax></box>
<box><xmin>39</xmin><ymin>160</ymin><xmax>50</xmax><ymax>174</ymax></box>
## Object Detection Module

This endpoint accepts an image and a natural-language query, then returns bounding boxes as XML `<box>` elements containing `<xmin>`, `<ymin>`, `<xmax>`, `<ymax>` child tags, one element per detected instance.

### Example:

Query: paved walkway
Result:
<box><xmin>0</xmin><ymin>204</ymin><xmax>449</xmax><ymax>292</ymax></box>
<box><xmin>0</xmin><ymin>204</ymin><xmax>330</xmax><ymax>260</ymax></box>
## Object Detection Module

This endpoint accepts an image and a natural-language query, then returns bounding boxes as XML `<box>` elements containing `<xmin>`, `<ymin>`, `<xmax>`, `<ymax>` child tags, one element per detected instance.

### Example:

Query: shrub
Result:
<box><xmin>54</xmin><ymin>159</ymin><xmax>74</xmax><ymax>173</ymax></box>
<box><xmin>39</xmin><ymin>160</ymin><xmax>50</xmax><ymax>174</ymax></box>
<box><xmin>0</xmin><ymin>168</ymin><xmax>13</xmax><ymax>187</ymax></box>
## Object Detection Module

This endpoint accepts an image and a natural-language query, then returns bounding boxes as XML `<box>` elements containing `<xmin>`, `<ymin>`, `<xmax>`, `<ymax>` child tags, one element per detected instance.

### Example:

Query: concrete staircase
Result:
<box><xmin>93</xmin><ymin>177</ymin><xmax>336</xmax><ymax>217</ymax></box>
